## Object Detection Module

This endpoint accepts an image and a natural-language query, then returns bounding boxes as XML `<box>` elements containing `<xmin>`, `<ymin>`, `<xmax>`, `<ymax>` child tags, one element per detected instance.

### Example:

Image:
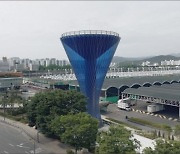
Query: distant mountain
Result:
<box><xmin>141</xmin><ymin>55</ymin><xmax>180</xmax><ymax>64</ymax></box>
<box><xmin>112</xmin><ymin>56</ymin><xmax>149</xmax><ymax>63</ymax></box>
<box><xmin>113</xmin><ymin>55</ymin><xmax>180</xmax><ymax>66</ymax></box>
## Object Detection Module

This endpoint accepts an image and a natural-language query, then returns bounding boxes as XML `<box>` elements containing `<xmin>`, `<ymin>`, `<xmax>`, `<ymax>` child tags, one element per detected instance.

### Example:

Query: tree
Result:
<box><xmin>39</xmin><ymin>64</ymin><xmax>72</xmax><ymax>71</ymax></box>
<box><xmin>95</xmin><ymin>125</ymin><xmax>140</xmax><ymax>154</ymax></box>
<box><xmin>27</xmin><ymin>90</ymin><xmax>87</xmax><ymax>136</ymax></box>
<box><xmin>143</xmin><ymin>139</ymin><xmax>180</xmax><ymax>154</ymax></box>
<box><xmin>51</xmin><ymin>112</ymin><xmax>98</xmax><ymax>154</ymax></box>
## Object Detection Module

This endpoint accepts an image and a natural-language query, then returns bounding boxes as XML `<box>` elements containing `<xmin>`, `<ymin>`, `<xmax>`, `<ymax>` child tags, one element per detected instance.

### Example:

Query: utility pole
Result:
<box><xmin>3</xmin><ymin>91</ymin><xmax>8</xmax><ymax>121</ymax></box>
<box><xmin>34</xmin><ymin>141</ymin><xmax>36</xmax><ymax>154</ymax></box>
<box><xmin>3</xmin><ymin>98</ymin><xmax>5</xmax><ymax>121</ymax></box>
<box><xmin>36</xmin><ymin>122</ymin><xmax>39</xmax><ymax>143</ymax></box>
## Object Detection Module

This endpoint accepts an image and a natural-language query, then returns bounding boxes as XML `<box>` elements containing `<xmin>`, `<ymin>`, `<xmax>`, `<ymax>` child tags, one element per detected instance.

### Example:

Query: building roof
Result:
<box><xmin>68</xmin><ymin>74</ymin><xmax>180</xmax><ymax>89</ymax></box>
<box><xmin>123</xmin><ymin>83</ymin><xmax>180</xmax><ymax>101</ymax></box>
<box><xmin>0</xmin><ymin>72</ymin><xmax>23</xmax><ymax>78</ymax></box>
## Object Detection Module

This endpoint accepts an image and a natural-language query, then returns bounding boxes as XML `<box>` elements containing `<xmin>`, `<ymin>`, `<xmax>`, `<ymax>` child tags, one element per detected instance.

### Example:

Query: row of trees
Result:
<box><xmin>39</xmin><ymin>64</ymin><xmax>72</xmax><ymax>71</ymax></box>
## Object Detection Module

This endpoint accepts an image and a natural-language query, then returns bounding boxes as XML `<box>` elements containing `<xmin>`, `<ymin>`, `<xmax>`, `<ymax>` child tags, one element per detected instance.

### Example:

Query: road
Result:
<box><xmin>0</xmin><ymin>122</ymin><xmax>46</xmax><ymax>154</ymax></box>
<box><xmin>103</xmin><ymin>104</ymin><xmax>179</xmax><ymax>131</ymax></box>
<box><xmin>132</xmin><ymin>100</ymin><xmax>179</xmax><ymax>119</ymax></box>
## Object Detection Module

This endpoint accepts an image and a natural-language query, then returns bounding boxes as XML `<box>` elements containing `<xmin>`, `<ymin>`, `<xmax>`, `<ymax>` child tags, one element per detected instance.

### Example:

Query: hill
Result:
<box><xmin>141</xmin><ymin>55</ymin><xmax>180</xmax><ymax>64</ymax></box>
<box><xmin>112</xmin><ymin>56</ymin><xmax>148</xmax><ymax>63</ymax></box>
<box><xmin>113</xmin><ymin>55</ymin><xmax>180</xmax><ymax>66</ymax></box>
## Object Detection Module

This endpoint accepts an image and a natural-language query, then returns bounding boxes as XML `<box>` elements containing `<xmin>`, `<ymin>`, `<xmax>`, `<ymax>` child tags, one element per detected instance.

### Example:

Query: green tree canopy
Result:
<box><xmin>143</xmin><ymin>139</ymin><xmax>180</xmax><ymax>154</ymax></box>
<box><xmin>96</xmin><ymin>125</ymin><xmax>140</xmax><ymax>154</ymax></box>
<box><xmin>27</xmin><ymin>90</ymin><xmax>87</xmax><ymax>135</ymax></box>
<box><xmin>51</xmin><ymin>112</ymin><xmax>98</xmax><ymax>153</ymax></box>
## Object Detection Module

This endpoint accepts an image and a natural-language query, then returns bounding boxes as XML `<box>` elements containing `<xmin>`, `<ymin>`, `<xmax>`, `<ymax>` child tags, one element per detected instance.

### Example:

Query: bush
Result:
<box><xmin>66</xmin><ymin>149</ymin><xmax>75</xmax><ymax>154</ymax></box>
<box><xmin>9</xmin><ymin>107</ymin><xmax>26</xmax><ymax>116</ymax></box>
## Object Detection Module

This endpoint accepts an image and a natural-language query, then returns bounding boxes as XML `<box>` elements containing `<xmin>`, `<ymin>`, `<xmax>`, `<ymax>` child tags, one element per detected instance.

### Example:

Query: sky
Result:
<box><xmin>0</xmin><ymin>1</ymin><xmax>180</xmax><ymax>60</ymax></box>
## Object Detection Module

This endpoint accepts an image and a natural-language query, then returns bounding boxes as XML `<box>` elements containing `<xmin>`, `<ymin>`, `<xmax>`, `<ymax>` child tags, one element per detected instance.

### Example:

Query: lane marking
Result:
<box><xmin>17</xmin><ymin>144</ymin><xmax>30</xmax><ymax>149</ymax></box>
<box><xmin>29</xmin><ymin>148</ymin><xmax>43</xmax><ymax>154</ymax></box>
<box><xmin>9</xmin><ymin>143</ymin><xmax>14</xmax><ymax>147</ymax></box>
<box><xmin>36</xmin><ymin>148</ymin><xmax>43</xmax><ymax>153</ymax></box>
<box><xmin>4</xmin><ymin>151</ymin><xmax>9</xmax><ymax>154</ymax></box>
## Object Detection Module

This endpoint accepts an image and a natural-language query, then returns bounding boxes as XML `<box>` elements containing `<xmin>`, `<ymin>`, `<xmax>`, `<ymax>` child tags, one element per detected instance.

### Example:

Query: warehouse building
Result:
<box><xmin>68</xmin><ymin>74</ymin><xmax>180</xmax><ymax>103</ymax></box>
<box><xmin>25</xmin><ymin>74</ymin><xmax>180</xmax><ymax>110</ymax></box>
<box><xmin>122</xmin><ymin>83</ymin><xmax>180</xmax><ymax>118</ymax></box>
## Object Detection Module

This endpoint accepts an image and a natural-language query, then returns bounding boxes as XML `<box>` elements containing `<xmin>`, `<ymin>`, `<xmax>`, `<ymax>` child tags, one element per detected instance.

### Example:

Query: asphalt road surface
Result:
<box><xmin>132</xmin><ymin>100</ymin><xmax>179</xmax><ymax>119</ymax></box>
<box><xmin>104</xmin><ymin>104</ymin><xmax>179</xmax><ymax>131</ymax></box>
<box><xmin>0</xmin><ymin>122</ymin><xmax>46</xmax><ymax>154</ymax></box>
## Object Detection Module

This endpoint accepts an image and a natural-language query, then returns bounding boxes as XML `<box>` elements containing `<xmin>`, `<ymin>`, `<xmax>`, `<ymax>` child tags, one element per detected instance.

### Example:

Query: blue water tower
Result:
<box><xmin>60</xmin><ymin>30</ymin><xmax>120</xmax><ymax>122</ymax></box>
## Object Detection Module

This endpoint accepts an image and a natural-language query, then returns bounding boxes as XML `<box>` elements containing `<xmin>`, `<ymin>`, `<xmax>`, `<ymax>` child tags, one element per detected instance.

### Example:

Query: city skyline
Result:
<box><xmin>0</xmin><ymin>1</ymin><xmax>180</xmax><ymax>59</ymax></box>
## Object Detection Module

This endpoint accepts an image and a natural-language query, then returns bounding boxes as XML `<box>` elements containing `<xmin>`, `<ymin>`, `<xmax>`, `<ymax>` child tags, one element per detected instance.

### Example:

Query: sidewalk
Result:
<box><xmin>0</xmin><ymin>116</ymin><xmax>71</xmax><ymax>154</ymax></box>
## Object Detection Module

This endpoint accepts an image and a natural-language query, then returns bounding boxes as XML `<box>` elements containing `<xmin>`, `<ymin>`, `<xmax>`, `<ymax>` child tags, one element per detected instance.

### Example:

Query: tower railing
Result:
<box><xmin>61</xmin><ymin>30</ymin><xmax>119</xmax><ymax>37</ymax></box>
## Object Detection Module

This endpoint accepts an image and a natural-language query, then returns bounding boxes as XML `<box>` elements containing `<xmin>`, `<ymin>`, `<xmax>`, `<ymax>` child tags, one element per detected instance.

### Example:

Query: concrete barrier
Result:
<box><xmin>159</xmin><ymin>115</ymin><xmax>162</xmax><ymax>118</ymax></box>
<box><xmin>162</xmin><ymin>116</ymin><xmax>167</xmax><ymax>119</ymax></box>
<box><xmin>168</xmin><ymin>117</ymin><xmax>173</xmax><ymax>121</ymax></box>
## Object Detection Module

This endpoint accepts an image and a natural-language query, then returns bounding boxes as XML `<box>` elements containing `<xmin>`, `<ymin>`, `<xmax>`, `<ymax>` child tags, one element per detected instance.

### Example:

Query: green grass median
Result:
<box><xmin>0</xmin><ymin>111</ymin><xmax>28</xmax><ymax>123</ymax></box>
<box><xmin>128</xmin><ymin>117</ymin><xmax>172</xmax><ymax>132</ymax></box>
<box><xmin>106</xmin><ymin>117</ymin><xmax>142</xmax><ymax>130</ymax></box>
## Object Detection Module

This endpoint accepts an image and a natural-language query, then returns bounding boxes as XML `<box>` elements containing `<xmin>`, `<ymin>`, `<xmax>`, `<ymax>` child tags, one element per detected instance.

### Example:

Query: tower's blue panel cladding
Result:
<box><xmin>60</xmin><ymin>30</ymin><xmax>120</xmax><ymax>121</ymax></box>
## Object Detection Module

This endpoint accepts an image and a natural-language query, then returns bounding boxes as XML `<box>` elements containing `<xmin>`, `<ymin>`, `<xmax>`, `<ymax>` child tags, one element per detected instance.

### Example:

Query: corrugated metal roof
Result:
<box><xmin>123</xmin><ymin>84</ymin><xmax>180</xmax><ymax>101</ymax></box>
<box><xmin>68</xmin><ymin>74</ymin><xmax>180</xmax><ymax>89</ymax></box>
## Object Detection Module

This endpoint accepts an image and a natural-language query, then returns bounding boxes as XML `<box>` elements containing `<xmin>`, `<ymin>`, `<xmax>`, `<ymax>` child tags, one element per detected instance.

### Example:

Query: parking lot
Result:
<box><xmin>132</xmin><ymin>100</ymin><xmax>179</xmax><ymax>119</ymax></box>
<box><xmin>104</xmin><ymin>104</ymin><xmax>179</xmax><ymax>131</ymax></box>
